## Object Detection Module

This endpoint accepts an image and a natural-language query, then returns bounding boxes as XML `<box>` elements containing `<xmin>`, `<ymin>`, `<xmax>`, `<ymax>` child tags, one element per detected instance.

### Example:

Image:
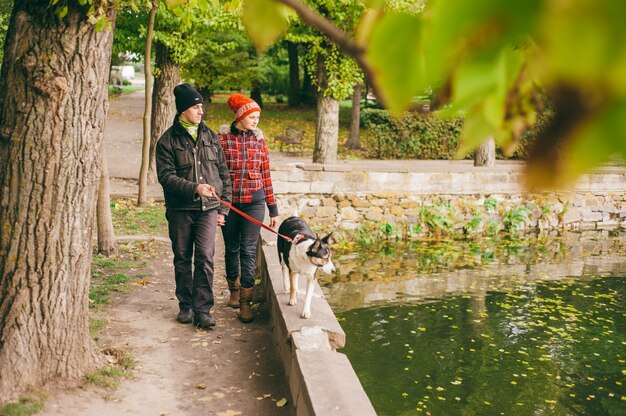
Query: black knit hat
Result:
<box><xmin>174</xmin><ymin>83</ymin><xmax>203</xmax><ymax>114</ymax></box>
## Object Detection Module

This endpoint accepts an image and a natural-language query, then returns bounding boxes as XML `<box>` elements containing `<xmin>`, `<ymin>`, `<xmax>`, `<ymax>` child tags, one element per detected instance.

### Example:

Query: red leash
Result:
<box><xmin>211</xmin><ymin>191</ymin><xmax>292</xmax><ymax>242</ymax></box>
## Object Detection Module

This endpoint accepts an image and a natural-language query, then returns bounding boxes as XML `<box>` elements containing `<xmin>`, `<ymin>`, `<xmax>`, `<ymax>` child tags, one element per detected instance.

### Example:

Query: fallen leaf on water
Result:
<box><xmin>276</xmin><ymin>398</ymin><xmax>288</xmax><ymax>407</ymax></box>
<box><xmin>217</xmin><ymin>411</ymin><xmax>241</xmax><ymax>416</ymax></box>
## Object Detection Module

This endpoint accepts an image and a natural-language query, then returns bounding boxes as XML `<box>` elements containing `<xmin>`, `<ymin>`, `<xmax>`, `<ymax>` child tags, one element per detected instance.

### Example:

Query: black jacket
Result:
<box><xmin>156</xmin><ymin>116</ymin><xmax>232</xmax><ymax>214</ymax></box>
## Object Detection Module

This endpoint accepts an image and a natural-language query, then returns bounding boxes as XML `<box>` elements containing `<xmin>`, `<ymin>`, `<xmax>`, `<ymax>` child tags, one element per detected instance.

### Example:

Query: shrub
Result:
<box><xmin>361</xmin><ymin>109</ymin><xmax>463</xmax><ymax>159</ymax></box>
<box><xmin>360</xmin><ymin>108</ymin><xmax>552</xmax><ymax>160</ymax></box>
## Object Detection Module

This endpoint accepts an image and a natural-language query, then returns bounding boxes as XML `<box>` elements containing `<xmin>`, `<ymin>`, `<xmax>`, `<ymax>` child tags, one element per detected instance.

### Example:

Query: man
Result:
<box><xmin>156</xmin><ymin>83</ymin><xmax>232</xmax><ymax>329</ymax></box>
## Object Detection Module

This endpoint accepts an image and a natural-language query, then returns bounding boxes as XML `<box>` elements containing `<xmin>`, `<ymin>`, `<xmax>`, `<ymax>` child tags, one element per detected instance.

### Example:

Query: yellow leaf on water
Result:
<box><xmin>276</xmin><ymin>398</ymin><xmax>288</xmax><ymax>407</ymax></box>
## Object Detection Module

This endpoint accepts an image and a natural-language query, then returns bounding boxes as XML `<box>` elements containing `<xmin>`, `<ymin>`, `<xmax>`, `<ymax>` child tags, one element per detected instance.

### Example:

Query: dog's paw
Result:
<box><xmin>301</xmin><ymin>310</ymin><xmax>312</xmax><ymax>319</ymax></box>
<box><xmin>288</xmin><ymin>298</ymin><xmax>297</xmax><ymax>306</ymax></box>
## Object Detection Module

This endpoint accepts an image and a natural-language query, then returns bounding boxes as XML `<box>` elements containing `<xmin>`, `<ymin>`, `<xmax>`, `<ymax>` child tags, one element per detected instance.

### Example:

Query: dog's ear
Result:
<box><xmin>321</xmin><ymin>232</ymin><xmax>334</xmax><ymax>245</ymax></box>
<box><xmin>309</xmin><ymin>239</ymin><xmax>321</xmax><ymax>252</ymax></box>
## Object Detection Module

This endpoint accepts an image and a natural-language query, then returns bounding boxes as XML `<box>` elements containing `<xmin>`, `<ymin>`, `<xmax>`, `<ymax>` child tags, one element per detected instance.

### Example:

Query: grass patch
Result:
<box><xmin>89</xmin><ymin>246</ymin><xmax>150</xmax><ymax>310</ymax></box>
<box><xmin>108</xmin><ymin>84</ymin><xmax>144</xmax><ymax>96</ymax></box>
<box><xmin>89</xmin><ymin>318</ymin><xmax>107</xmax><ymax>337</ymax></box>
<box><xmin>0</xmin><ymin>396</ymin><xmax>44</xmax><ymax>416</ymax></box>
<box><xmin>110</xmin><ymin>199</ymin><xmax>166</xmax><ymax>235</ymax></box>
<box><xmin>84</xmin><ymin>349</ymin><xmax>135</xmax><ymax>389</ymax></box>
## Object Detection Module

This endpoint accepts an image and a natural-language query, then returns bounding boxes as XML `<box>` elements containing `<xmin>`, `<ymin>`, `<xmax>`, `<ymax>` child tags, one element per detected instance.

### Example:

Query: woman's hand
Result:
<box><xmin>268</xmin><ymin>217</ymin><xmax>277</xmax><ymax>228</ymax></box>
<box><xmin>217</xmin><ymin>214</ymin><xmax>226</xmax><ymax>227</ymax></box>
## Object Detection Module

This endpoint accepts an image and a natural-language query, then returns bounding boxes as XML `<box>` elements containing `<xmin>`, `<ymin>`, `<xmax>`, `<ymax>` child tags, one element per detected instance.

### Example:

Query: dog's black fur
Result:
<box><xmin>277</xmin><ymin>216</ymin><xmax>335</xmax><ymax>318</ymax></box>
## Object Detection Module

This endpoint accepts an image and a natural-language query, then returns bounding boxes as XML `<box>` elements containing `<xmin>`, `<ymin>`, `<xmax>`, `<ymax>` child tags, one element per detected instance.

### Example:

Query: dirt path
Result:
<box><xmin>40</xmin><ymin>236</ymin><xmax>294</xmax><ymax>416</ymax></box>
<box><xmin>37</xmin><ymin>85</ymin><xmax>296</xmax><ymax>415</ymax></box>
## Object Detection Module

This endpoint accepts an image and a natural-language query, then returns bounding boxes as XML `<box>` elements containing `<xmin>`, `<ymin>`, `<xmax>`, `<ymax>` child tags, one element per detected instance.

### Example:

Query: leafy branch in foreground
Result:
<box><xmin>241</xmin><ymin>0</ymin><xmax>626</xmax><ymax>189</ymax></box>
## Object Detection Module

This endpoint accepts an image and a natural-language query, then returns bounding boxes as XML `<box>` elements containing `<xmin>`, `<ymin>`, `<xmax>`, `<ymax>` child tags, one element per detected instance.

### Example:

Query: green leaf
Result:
<box><xmin>361</xmin><ymin>0</ymin><xmax>385</xmax><ymax>8</ymax></box>
<box><xmin>165</xmin><ymin>0</ymin><xmax>186</xmax><ymax>7</ymax></box>
<box><xmin>367</xmin><ymin>13</ymin><xmax>423</xmax><ymax>115</ymax></box>
<box><xmin>456</xmin><ymin>107</ymin><xmax>495</xmax><ymax>158</ymax></box>
<box><xmin>242</xmin><ymin>0</ymin><xmax>289</xmax><ymax>52</ymax></box>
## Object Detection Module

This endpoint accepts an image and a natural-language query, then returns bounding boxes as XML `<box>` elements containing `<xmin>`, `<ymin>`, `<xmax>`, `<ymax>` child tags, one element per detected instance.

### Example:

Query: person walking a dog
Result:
<box><xmin>156</xmin><ymin>83</ymin><xmax>232</xmax><ymax>329</ymax></box>
<box><xmin>218</xmin><ymin>93</ymin><xmax>279</xmax><ymax>323</ymax></box>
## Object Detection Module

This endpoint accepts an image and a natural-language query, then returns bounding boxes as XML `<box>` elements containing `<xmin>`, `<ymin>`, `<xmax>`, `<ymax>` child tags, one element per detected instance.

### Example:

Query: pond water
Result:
<box><xmin>322</xmin><ymin>231</ymin><xmax>626</xmax><ymax>415</ymax></box>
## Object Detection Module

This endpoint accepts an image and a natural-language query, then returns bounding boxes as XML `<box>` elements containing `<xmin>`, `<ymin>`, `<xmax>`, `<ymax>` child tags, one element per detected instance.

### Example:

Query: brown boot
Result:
<box><xmin>238</xmin><ymin>287</ymin><xmax>254</xmax><ymax>323</ymax></box>
<box><xmin>227</xmin><ymin>277</ymin><xmax>240</xmax><ymax>308</ymax></box>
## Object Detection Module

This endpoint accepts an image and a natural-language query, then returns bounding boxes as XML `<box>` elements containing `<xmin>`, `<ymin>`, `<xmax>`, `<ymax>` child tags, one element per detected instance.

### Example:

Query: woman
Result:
<box><xmin>218</xmin><ymin>93</ymin><xmax>279</xmax><ymax>323</ymax></box>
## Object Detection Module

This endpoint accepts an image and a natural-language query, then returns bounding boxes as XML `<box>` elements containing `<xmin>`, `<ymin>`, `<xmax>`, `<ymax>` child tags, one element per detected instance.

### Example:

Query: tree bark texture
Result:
<box><xmin>138</xmin><ymin>1</ymin><xmax>157</xmax><ymax>206</ymax></box>
<box><xmin>474</xmin><ymin>137</ymin><xmax>496</xmax><ymax>167</ymax></box>
<box><xmin>313</xmin><ymin>54</ymin><xmax>338</xmax><ymax>164</ymax></box>
<box><xmin>313</xmin><ymin>95</ymin><xmax>339</xmax><ymax>164</ymax></box>
<box><xmin>0</xmin><ymin>2</ymin><xmax>113</xmax><ymax>403</ymax></box>
<box><xmin>97</xmin><ymin>144</ymin><xmax>116</xmax><ymax>255</ymax></box>
<box><xmin>287</xmin><ymin>41</ymin><xmax>301</xmax><ymax>107</ymax></box>
<box><xmin>346</xmin><ymin>84</ymin><xmax>362</xmax><ymax>149</ymax></box>
<box><xmin>148</xmin><ymin>42</ymin><xmax>180</xmax><ymax>185</ymax></box>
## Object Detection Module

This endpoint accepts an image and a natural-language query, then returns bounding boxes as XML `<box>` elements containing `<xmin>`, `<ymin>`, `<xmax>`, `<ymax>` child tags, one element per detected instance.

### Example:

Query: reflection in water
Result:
<box><xmin>324</xmin><ymin>231</ymin><xmax>626</xmax><ymax>312</ymax></box>
<box><xmin>325</xmin><ymin>232</ymin><xmax>626</xmax><ymax>415</ymax></box>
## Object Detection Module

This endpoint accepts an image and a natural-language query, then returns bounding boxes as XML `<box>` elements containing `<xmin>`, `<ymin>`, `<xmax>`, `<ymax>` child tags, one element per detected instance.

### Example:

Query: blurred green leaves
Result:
<box><xmin>242</xmin><ymin>0</ymin><xmax>290</xmax><ymax>52</ymax></box>
<box><xmin>236</xmin><ymin>0</ymin><xmax>626</xmax><ymax>189</ymax></box>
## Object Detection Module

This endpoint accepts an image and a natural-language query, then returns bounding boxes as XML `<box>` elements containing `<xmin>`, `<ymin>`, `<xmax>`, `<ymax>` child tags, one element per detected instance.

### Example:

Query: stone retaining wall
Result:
<box><xmin>257</xmin><ymin>239</ymin><xmax>377</xmax><ymax>416</ymax></box>
<box><xmin>271</xmin><ymin>163</ymin><xmax>626</xmax><ymax>233</ymax></box>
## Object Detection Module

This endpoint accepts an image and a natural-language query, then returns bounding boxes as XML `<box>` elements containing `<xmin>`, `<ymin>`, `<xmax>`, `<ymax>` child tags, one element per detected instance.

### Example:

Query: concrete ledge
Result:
<box><xmin>260</xmin><ymin>240</ymin><xmax>376</xmax><ymax>416</ymax></box>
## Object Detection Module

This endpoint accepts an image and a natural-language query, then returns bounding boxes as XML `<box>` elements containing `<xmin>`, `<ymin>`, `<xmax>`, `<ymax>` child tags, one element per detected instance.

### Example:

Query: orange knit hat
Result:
<box><xmin>227</xmin><ymin>93</ymin><xmax>261</xmax><ymax>121</ymax></box>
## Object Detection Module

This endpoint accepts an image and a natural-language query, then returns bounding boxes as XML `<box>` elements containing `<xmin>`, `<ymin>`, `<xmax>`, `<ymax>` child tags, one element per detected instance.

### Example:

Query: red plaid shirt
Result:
<box><xmin>218</xmin><ymin>125</ymin><xmax>278</xmax><ymax>214</ymax></box>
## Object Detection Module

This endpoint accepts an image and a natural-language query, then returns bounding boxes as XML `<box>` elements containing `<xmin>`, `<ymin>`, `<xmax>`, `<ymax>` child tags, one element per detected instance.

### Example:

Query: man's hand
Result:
<box><xmin>196</xmin><ymin>184</ymin><xmax>215</xmax><ymax>197</ymax></box>
<box><xmin>217</xmin><ymin>213</ymin><xmax>226</xmax><ymax>227</ymax></box>
<box><xmin>268</xmin><ymin>217</ymin><xmax>277</xmax><ymax>228</ymax></box>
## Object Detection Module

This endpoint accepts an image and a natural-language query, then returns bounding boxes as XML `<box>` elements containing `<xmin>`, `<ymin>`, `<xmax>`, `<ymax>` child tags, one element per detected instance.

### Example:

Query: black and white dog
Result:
<box><xmin>277</xmin><ymin>217</ymin><xmax>335</xmax><ymax>319</ymax></box>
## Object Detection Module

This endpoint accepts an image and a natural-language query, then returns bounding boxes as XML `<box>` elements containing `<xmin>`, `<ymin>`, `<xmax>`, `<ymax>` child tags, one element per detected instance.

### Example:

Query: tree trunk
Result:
<box><xmin>0</xmin><ymin>2</ymin><xmax>113</xmax><ymax>403</ymax></box>
<box><xmin>97</xmin><ymin>144</ymin><xmax>117</xmax><ymax>255</ymax></box>
<box><xmin>287</xmin><ymin>41</ymin><xmax>301</xmax><ymax>107</ymax></box>
<box><xmin>301</xmin><ymin>63</ymin><xmax>316</xmax><ymax>107</ymax></box>
<box><xmin>313</xmin><ymin>55</ymin><xmax>339</xmax><ymax>164</ymax></box>
<box><xmin>148</xmin><ymin>41</ymin><xmax>179</xmax><ymax>185</ymax></box>
<box><xmin>345</xmin><ymin>84</ymin><xmax>362</xmax><ymax>149</ymax></box>
<box><xmin>138</xmin><ymin>1</ymin><xmax>157</xmax><ymax>206</ymax></box>
<box><xmin>474</xmin><ymin>137</ymin><xmax>496</xmax><ymax>167</ymax></box>
<box><xmin>313</xmin><ymin>95</ymin><xmax>339</xmax><ymax>164</ymax></box>
<box><xmin>251</xmin><ymin>84</ymin><xmax>263</xmax><ymax>109</ymax></box>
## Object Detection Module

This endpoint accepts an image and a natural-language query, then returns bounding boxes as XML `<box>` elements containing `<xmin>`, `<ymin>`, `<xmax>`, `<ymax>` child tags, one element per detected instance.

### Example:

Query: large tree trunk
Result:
<box><xmin>287</xmin><ymin>41</ymin><xmax>301</xmax><ymax>107</ymax></box>
<box><xmin>345</xmin><ymin>84</ymin><xmax>362</xmax><ymax>149</ymax></box>
<box><xmin>148</xmin><ymin>41</ymin><xmax>179</xmax><ymax>185</ymax></box>
<box><xmin>474</xmin><ymin>137</ymin><xmax>496</xmax><ymax>167</ymax></box>
<box><xmin>313</xmin><ymin>95</ymin><xmax>339</xmax><ymax>164</ymax></box>
<box><xmin>0</xmin><ymin>2</ymin><xmax>113</xmax><ymax>403</ymax></box>
<box><xmin>97</xmin><ymin>144</ymin><xmax>117</xmax><ymax>255</ymax></box>
<box><xmin>138</xmin><ymin>0</ymin><xmax>157</xmax><ymax>206</ymax></box>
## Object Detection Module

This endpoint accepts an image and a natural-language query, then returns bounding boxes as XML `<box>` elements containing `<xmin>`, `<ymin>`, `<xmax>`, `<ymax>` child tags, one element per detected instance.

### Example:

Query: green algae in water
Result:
<box><xmin>337</xmin><ymin>276</ymin><xmax>626</xmax><ymax>415</ymax></box>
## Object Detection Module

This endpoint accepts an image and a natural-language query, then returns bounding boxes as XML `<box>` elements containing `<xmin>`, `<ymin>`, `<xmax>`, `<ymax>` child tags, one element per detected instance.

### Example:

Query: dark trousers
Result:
<box><xmin>166</xmin><ymin>209</ymin><xmax>217</xmax><ymax>315</ymax></box>
<box><xmin>221</xmin><ymin>200</ymin><xmax>265</xmax><ymax>288</ymax></box>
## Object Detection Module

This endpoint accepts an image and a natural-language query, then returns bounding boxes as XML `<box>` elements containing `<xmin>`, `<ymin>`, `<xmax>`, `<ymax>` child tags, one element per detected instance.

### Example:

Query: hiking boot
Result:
<box><xmin>227</xmin><ymin>277</ymin><xmax>241</xmax><ymax>308</ymax></box>
<box><xmin>194</xmin><ymin>313</ymin><xmax>216</xmax><ymax>329</ymax></box>
<box><xmin>177</xmin><ymin>309</ymin><xmax>193</xmax><ymax>324</ymax></box>
<box><xmin>238</xmin><ymin>287</ymin><xmax>254</xmax><ymax>323</ymax></box>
